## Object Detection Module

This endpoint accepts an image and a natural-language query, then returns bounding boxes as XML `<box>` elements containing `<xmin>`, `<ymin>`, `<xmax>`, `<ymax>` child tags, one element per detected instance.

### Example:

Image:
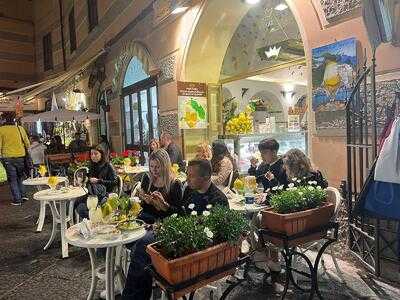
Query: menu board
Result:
<box><xmin>177</xmin><ymin>81</ymin><xmax>208</xmax><ymax>129</ymax></box>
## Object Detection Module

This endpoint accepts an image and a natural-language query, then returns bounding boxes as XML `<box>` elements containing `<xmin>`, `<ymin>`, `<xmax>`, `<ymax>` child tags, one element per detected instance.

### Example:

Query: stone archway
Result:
<box><xmin>112</xmin><ymin>40</ymin><xmax>158</xmax><ymax>95</ymax></box>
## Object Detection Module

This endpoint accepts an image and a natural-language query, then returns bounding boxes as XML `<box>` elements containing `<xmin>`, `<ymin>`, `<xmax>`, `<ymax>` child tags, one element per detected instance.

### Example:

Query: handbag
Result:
<box><xmin>16</xmin><ymin>125</ymin><xmax>33</xmax><ymax>174</ymax></box>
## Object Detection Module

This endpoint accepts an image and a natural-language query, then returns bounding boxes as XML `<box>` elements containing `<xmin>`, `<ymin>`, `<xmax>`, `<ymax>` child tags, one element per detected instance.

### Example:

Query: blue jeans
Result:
<box><xmin>3</xmin><ymin>157</ymin><xmax>26</xmax><ymax>203</ymax></box>
<box><xmin>122</xmin><ymin>230</ymin><xmax>155</xmax><ymax>300</ymax></box>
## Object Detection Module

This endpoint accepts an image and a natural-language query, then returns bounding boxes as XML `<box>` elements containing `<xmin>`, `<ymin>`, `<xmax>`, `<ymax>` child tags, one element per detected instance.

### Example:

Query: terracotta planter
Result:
<box><xmin>261</xmin><ymin>192</ymin><xmax>335</xmax><ymax>236</ymax></box>
<box><xmin>146</xmin><ymin>242</ymin><xmax>240</xmax><ymax>285</ymax></box>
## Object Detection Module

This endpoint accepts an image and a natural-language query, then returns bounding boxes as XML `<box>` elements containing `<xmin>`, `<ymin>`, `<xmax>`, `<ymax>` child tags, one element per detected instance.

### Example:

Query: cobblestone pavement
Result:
<box><xmin>1</xmin><ymin>184</ymin><xmax>400</xmax><ymax>300</ymax></box>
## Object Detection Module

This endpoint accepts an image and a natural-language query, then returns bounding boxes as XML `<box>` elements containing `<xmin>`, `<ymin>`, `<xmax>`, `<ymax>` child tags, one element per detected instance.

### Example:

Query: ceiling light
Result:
<box><xmin>171</xmin><ymin>6</ymin><xmax>188</xmax><ymax>14</ymax></box>
<box><xmin>274</xmin><ymin>3</ymin><xmax>288</xmax><ymax>11</ymax></box>
<box><xmin>244</xmin><ymin>0</ymin><xmax>260</xmax><ymax>4</ymax></box>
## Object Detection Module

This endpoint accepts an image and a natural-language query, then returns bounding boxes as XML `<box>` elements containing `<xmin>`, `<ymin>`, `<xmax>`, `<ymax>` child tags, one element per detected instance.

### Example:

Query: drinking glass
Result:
<box><xmin>87</xmin><ymin>195</ymin><xmax>98</xmax><ymax>211</ymax></box>
<box><xmin>48</xmin><ymin>176</ymin><xmax>59</xmax><ymax>191</ymax></box>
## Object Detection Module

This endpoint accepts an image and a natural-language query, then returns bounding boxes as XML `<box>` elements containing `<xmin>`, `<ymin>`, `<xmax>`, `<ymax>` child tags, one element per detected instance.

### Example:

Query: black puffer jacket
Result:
<box><xmin>88</xmin><ymin>161</ymin><xmax>118</xmax><ymax>193</ymax></box>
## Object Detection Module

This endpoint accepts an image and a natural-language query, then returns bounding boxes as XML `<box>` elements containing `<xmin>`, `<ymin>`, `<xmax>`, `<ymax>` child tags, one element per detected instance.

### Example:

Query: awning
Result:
<box><xmin>4</xmin><ymin>49</ymin><xmax>106</xmax><ymax>103</ymax></box>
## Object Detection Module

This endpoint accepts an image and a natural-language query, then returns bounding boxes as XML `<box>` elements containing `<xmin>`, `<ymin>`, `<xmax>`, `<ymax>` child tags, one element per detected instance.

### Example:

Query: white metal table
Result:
<box><xmin>33</xmin><ymin>186</ymin><xmax>87</xmax><ymax>258</ymax></box>
<box><xmin>23</xmin><ymin>176</ymin><xmax>67</xmax><ymax>232</ymax></box>
<box><xmin>65</xmin><ymin>223</ymin><xmax>146</xmax><ymax>300</ymax></box>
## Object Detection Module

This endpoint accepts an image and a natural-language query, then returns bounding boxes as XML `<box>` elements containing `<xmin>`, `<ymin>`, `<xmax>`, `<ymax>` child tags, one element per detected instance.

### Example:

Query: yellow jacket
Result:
<box><xmin>0</xmin><ymin>125</ymin><xmax>30</xmax><ymax>158</ymax></box>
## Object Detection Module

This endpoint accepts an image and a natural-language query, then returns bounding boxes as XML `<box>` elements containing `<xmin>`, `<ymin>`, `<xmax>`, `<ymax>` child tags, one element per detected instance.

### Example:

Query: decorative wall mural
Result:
<box><xmin>158</xmin><ymin>54</ymin><xmax>176</xmax><ymax>84</ymax></box>
<box><xmin>320</xmin><ymin>0</ymin><xmax>361</xmax><ymax>20</ymax></box>
<box><xmin>159</xmin><ymin>113</ymin><xmax>180</xmax><ymax>137</ymax></box>
<box><xmin>312</xmin><ymin>38</ymin><xmax>357</xmax><ymax>112</ymax></box>
<box><xmin>220</xmin><ymin>0</ymin><xmax>303</xmax><ymax>80</ymax></box>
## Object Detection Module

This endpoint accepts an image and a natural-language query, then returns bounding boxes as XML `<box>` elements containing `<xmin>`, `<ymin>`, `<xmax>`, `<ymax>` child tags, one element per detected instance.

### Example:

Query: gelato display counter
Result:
<box><xmin>219</xmin><ymin>132</ymin><xmax>307</xmax><ymax>173</ymax></box>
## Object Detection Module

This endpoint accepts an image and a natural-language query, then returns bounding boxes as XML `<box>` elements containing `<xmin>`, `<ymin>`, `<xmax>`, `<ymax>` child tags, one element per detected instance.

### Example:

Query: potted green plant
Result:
<box><xmin>261</xmin><ymin>182</ymin><xmax>334</xmax><ymax>236</ymax></box>
<box><xmin>146</xmin><ymin>205</ymin><xmax>249</xmax><ymax>286</ymax></box>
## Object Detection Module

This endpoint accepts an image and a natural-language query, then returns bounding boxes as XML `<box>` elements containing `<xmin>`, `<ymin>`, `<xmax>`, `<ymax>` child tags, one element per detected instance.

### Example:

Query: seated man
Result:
<box><xmin>256</xmin><ymin>138</ymin><xmax>288</xmax><ymax>192</ymax></box>
<box><xmin>184</xmin><ymin>159</ymin><xmax>229</xmax><ymax>214</ymax></box>
<box><xmin>121</xmin><ymin>159</ymin><xmax>227</xmax><ymax>300</ymax></box>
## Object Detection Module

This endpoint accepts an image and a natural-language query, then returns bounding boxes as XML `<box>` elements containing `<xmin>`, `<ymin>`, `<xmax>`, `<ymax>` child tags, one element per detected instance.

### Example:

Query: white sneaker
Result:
<box><xmin>100</xmin><ymin>289</ymin><xmax>121</xmax><ymax>299</ymax></box>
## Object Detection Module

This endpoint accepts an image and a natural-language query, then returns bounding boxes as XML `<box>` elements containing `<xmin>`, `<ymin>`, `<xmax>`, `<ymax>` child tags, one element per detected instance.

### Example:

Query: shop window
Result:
<box><xmin>87</xmin><ymin>0</ymin><xmax>98</xmax><ymax>32</ymax></box>
<box><xmin>43</xmin><ymin>33</ymin><xmax>53</xmax><ymax>71</ymax></box>
<box><xmin>122</xmin><ymin>57</ymin><xmax>158</xmax><ymax>163</ymax></box>
<box><xmin>69</xmin><ymin>7</ymin><xmax>77</xmax><ymax>53</ymax></box>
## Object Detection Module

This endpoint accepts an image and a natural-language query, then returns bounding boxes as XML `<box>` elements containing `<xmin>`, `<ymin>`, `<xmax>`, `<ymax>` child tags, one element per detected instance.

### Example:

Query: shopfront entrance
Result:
<box><xmin>122</xmin><ymin>56</ymin><xmax>159</xmax><ymax>162</ymax></box>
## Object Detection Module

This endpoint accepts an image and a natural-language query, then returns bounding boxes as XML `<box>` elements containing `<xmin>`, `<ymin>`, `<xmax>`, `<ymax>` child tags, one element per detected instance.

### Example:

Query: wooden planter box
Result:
<box><xmin>261</xmin><ymin>191</ymin><xmax>335</xmax><ymax>237</ymax></box>
<box><xmin>146</xmin><ymin>242</ymin><xmax>240</xmax><ymax>286</ymax></box>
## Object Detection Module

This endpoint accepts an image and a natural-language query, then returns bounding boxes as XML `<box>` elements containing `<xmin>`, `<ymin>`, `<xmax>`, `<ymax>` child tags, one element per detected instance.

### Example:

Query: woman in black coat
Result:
<box><xmin>75</xmin><ymin>146</ymin><xmax>118</xmax><ymax>218</ymax></box>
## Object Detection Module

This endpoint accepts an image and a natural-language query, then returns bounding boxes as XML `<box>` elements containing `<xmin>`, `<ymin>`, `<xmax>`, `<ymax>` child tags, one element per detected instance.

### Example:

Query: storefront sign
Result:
<box><xmin>288</xmin><ymin>114</ymin><xmax>301</xmax><ymax>132</ymax></box>
<box><xmin>177</xmin><ymin>81</ymin><xmax>208</xmax><ymax>129</ymax></box>
<box><xmin>259</xmin><ymin>116</ymin><xmax>276</xmax><ymax>133</ymax></box>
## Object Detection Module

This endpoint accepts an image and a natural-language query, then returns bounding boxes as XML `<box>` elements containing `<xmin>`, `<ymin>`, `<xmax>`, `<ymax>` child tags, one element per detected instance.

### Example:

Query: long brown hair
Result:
<box><xmin>282</xmin><ymin>149</ymin><xmax>313</xmax><ymax>179</ymax></box>
<box><xmin>210</xmin><ymin>140</ymin><xmax>236</xmax><ymax>173</ymax></box>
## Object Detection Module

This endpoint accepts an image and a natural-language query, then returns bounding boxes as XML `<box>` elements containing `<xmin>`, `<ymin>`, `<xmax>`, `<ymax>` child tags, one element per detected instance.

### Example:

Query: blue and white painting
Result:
<box><xmin>312</xmin><ymin>38</ymin><xmax>357</xmax><ymax>111</ymax></box>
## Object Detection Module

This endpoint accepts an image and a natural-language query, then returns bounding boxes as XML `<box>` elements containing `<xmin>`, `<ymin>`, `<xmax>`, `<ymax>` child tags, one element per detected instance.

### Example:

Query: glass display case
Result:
<box><xmin>219</xmin><ymin>132</ymin><xmax>307</xmax><ymax>173</ymax></box>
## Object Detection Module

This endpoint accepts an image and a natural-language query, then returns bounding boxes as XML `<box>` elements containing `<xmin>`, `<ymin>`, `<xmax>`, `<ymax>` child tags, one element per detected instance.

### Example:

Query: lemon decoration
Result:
<box><xmin>171</xmin><ymin>164</ymin><xmax>179</xmax><ymax>176</ymax></box>
<box><xmin>233</xmin><ymin>178</ymin><xmax>244</xmax><ymax>192</ymax></box>
<box><xmin>101</xmin><ymin>202</ymin><xmax>113</xmax><ymax>218</ymax></box>
<box><xmin>48</xmin><ymin>176</ymin><xmax>59</xmax><ymax>189</ymax></box>
<box><xmin>38</xmin><ymin>165</ymin><xmax>47</xmax><ymax>177</ymax></box>
<box><xmin>129</xmin><ymin>201</ymin><xmax>142</xmax><ymax>217</ymax></box>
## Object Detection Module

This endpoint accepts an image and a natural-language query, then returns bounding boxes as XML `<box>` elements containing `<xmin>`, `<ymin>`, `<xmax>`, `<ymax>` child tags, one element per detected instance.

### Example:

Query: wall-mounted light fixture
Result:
<box><xmin>274</xmin><ymin>3</ymin><xmax>288</xmax><ymax>11</ymax></box>
<box><xmin>171</xmin><ymin>0</ymin><xmax>189</xmax><ymax>14</ymax></box>
<box><xmin>243</xmin><ymin>0</ymin><xmax>261</xmax><ymax>5</ymax></box>
<box><xmin>281</xmin><ymin>90</ymin><xmax>296</xmax><ymax>106</ymax></box>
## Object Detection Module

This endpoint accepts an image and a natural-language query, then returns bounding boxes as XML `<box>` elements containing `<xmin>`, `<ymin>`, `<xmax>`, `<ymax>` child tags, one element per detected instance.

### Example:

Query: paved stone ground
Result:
<box><xmin>1</xmin><ymin>183</ymin><xmax>400</xmax><ymax>300</ymax></box>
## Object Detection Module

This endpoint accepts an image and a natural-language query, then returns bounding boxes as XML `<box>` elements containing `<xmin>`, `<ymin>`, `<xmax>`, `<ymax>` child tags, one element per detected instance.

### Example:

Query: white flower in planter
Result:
<box><xmin>297</xmin><ymin>179</ymin><xmax>302</xmax><ymax>183</ymax></box>
<box><xmin>203</xmin><ymin>210</ymin><xmax>210</xmax><ymax>216</ymax></box>
<box><xmin>298</xmin><ymin>191</ymin><xmax>303</xmax><ymax>195</ymax></box>
<box><xmin>272</xmin><ymin>186</ymin><xmax>278</xmax><ymax>191</ymax></box>
<box><xmin>292</xmin><ymin>177</ymin><xmax>298</xmax><ymax>182</ymax></box>
<box><xmin>191</xmin><ymin>211</ymin><xmax>197</xmax><ymax>216</ymax></box>
<box><xmin>188</xmin><ymin>203</ymin><xmax>195</xmax><ymax>210</ymax></box>
<box><xmin>206</xmin><ymin>204</ymin><xmax>212</xmax><ymax>209</ymax></box>
<box><xmin>204</xmin><ymin>227</ymin><xmax>214</xmax><ymax>239</ymax></box>
<box><xmin>308</xmin><ymin>186</ymin><xmax>314</xmax><ymax>191</ymax></box>
<box><xmin>288</xmin><ymin>183</ymin><xmax>295</xmax><ymax>188</ymax></box>
<box><xmin>278</xmin><ymin>185</ymin><xmax>284</xmax><ymax>190</ymax></box>
<box><xmin>316</xmin><ymin>186</ymin><xmax>322</xmax><ymax>190</ymax></box>
<box><xmin>171</xmin><ymin>213</ymin><xmax>178</xmax><ymax>218</ymax></box>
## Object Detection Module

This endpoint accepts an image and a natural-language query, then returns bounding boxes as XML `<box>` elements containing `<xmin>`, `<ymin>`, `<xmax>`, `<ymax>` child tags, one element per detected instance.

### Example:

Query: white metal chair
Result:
<box><xmin>71</xmin><ymin>167</ymin><xmax>89</xmax><ymax>223</ymax></box>
<box><xmin>226</xmin><ymin>170</ymin><xmax>234</xmax><ymax>188</ymax></box>
<box><xmin>116</xmin><ymin>175</ymin><xmax>123</xmax><ymax>197</ymax></box>
<box><xmin>293</xmin><ymin>187</ymin><xmax>345</xmax><ymax>283</ymax></box>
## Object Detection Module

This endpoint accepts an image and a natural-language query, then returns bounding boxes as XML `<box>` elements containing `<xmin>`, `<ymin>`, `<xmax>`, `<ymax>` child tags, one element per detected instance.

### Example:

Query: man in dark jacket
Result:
<box><xmin>160</xmin><ymin>132</ymin><xmax>185</xmax><ymax>171</ymax></box>
<box><xmin>183</xmin><ymin>159</ymin><xmax>228</xmax><ymax>214</ymax></box>
<box><xmin>256</xmin><ymin>138</ymin><xmax>288</xmax><ymax>191</ymax></box>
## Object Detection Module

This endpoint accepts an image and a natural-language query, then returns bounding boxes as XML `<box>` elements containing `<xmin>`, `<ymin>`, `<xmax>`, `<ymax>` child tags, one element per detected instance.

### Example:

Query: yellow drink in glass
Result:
<box><xmin>38</xmin><ymin>165</ymin><xmax>47</xmax><ymax>177</ymax></box>
<box><xmin>48</xmin><ymin>176</ymin><xmax>59</xmax><ymax>190</ymax></box>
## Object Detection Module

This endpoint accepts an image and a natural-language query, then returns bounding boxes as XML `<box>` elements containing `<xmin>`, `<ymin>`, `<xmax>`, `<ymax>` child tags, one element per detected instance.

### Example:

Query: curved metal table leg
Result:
<box><xmin>59</xmin><ymin>201</ymin><xmax>69</xmax><ymax>258</ymax></box>
<box><xmin>36</xmin><ymin>200</ymin><xmax>47</xmax><ymax>232</ymax></box>
<box><xmin>313</xmin><ymin>239</ymin><xmax>335</xmax><ymax>300</ymax></box>
<box><xmin>280</xmin><ymin>250</ymin><xmax>291</xmax><ymax>300</ymax></box>
<box><xmin>87</xmin><ymin>248</ymin><xmax>98</xmax><ymax>300</ymax></box>
<box><xmin>105</xmin><ymin>247</ymin><xmax>116</xmax><ymax>300</ymax></box>
<box><xmin>43</xmin><ymin>201</ymin><xmax>58</xmax><ymax>250</ymax></box>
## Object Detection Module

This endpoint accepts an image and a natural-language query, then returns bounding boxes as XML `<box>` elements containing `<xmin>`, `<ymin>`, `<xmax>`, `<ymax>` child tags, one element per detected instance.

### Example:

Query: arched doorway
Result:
<box><xmin>181</xmin><ymin>0</ymin><xmax>308</xmax><ymax>170</ymax></box>
<box><xmin>121</xmin><ymin>56</ymin><xmax>159</xmax><ymax>162</ymax></box>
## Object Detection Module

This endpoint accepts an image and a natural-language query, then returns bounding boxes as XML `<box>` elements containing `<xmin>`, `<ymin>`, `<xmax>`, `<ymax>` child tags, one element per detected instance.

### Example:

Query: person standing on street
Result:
<box><xmin>0</xmin><ymin>112</ymin><xmax>30</xmax><ymax>205</ymax></box>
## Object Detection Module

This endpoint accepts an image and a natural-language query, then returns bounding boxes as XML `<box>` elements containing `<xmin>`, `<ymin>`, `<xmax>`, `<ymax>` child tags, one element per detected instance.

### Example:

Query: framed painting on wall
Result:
<box><xmin>312</xmin><ymin>38</ymin><xmax>357</xmax><ymax>111</ymax></box>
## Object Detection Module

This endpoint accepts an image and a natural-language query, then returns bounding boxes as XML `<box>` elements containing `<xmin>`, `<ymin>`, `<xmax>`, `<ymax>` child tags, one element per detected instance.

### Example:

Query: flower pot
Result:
<box><xmin>261</xmin><ymin>191</ymin><xmax>335</xmax><ymax>237</ymax></box>
<box><xmin>146</xmin><ymin>242</ymin><xmax>240</xmax><ymax>286</ymax></box>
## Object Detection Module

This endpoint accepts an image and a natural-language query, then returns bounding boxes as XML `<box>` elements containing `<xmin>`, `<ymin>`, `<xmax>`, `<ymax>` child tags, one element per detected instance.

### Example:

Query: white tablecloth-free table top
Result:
<box><xmin>33</xmin><ymin>186</ymin><xmax>87</xmax><ymax>202</ymax></box>
<box><xmin>115</xmin><ymin>165</ymin><xmax>149</xmax><ymax>175</ymax></box>
<box><xmin>23</xmin><ymin>176</ymin><xmax>67</xmax><ymax>186</ymax></box>
<box><xmin>65</xmin><ymin>223</ymin><xmax>146</xmax><ymax>249</ymax></box>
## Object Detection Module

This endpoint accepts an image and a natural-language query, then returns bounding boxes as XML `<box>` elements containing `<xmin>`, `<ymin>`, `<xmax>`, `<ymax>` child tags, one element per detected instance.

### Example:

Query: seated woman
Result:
<box><xmin>75</xmin><ymin>147</ymin><xmax>118</xmax><ymax>219</ymax></box>
<box><xmin>136</xmin><ymin>148</ymin><xmax>183</xmax><ymax>224</ymax></box>
<box><xmin>282</xmin><ymin>148</ymin><xmax>328</xmax><ymax>188</ymax></box>
<box><xmin>210</xmin><ymin>140</ymin><xmax>237</xmax><ymax>189</ymax></box>
<box><xmin>47</xmin><ymin>135</ymin><xmax>65</xmax><ymax>154</ymax></box>
<box><xmin>148</xmin><ymin>138</ymin><xmax>159</xmax><ymax>156</ymax></box>
<box><xmin>122</xmin><ymin>149</ymin><xmax>183</xmax><ymax>300</ymax></box>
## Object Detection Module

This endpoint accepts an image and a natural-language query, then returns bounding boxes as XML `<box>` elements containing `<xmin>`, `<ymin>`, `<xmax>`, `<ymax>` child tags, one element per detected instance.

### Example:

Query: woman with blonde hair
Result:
<box><xmin>195</xmin><ymin>142</ymin><xmax>212</xmax><ymax>160</ymax></box>
<box><xmin>122</xmin><ymin>149</ymin><xmax>183</xmax><ymax>299</ymax></box>
<box><xmin>137</xmin><ymin>148</ymin><xmax>183</xmax><ymax>224</ymax></box>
